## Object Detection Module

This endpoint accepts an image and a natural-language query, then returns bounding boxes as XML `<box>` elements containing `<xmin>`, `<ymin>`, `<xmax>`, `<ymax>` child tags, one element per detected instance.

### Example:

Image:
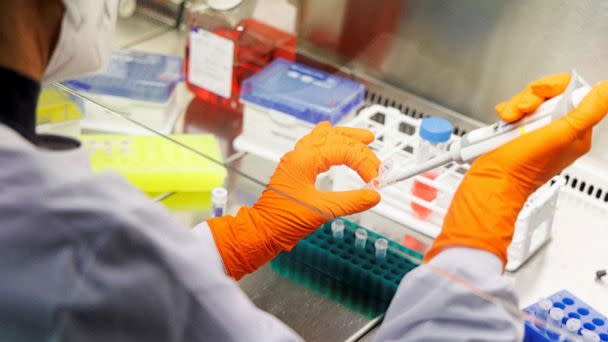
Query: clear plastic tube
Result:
<box><xmin>331</xmin><ymin>220</ymin><xmax>345</xmax><ymax>240</ymax></box>
<box><xmin>354</xmin><ymin>228</ymin><xmax>368</xmax><ymax>249</ymax></box>
<box><xmin>548</xmin><ymin>307</ymin><xmax>564</xmax><ymax>329</ymax></box>
<box><xmin>565</xmin><ymin>318</ymin><xmax>581</xmax><ymax>333</ymax></box>
<box><xmin>374</xmin><ymin>238</ymin><xmax>388</xmax><ymax>259</ymax></box>
<box><xmin>535</xmin><ymin>298</ymin><xmax>553</xmax><ymax>327</ymax></box>
<box><xmin>547</xmin><ymin>307</ymin><xmax>565</xmax><ymax>340</ymax></box>
<box><xmin>582</xmin><ymin>329</ymin><xmax>600</xmax><ymax>342</ymax></box>
<box><xmin>211</xmin><ymin>187</ymin><xmax>228</xmax><ymax>218</ymax></box>
<box><xmin>365</xmin><ymin>159</ymin><xmax>394</xmax><ymax>191</ymax></box>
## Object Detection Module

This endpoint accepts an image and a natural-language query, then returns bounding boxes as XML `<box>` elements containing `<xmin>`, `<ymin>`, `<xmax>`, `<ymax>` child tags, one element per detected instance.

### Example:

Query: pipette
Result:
<box><xmin>366</xmin><ymin>71</ymin><xmax>591</xmax><ymax>190</ymax></box>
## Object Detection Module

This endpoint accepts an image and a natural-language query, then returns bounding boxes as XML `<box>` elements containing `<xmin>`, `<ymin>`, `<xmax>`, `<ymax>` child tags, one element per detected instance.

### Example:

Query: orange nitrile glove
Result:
<box><xmin>208</xmin><ymin>122</ymin><xmax>382</xmax><ymax>279</ymax></box>
<box><xmin>425</xmin><ymin>73</ymin><xmax>608</xmax><ymax>266</ymax></box>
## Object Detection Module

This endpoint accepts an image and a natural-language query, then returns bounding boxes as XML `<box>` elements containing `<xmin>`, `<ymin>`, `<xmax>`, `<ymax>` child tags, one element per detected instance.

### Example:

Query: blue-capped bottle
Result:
<box><xmin>411</xmin><ymin>117</ymin><xmax>453</xmax><ymax>220</ymax></box>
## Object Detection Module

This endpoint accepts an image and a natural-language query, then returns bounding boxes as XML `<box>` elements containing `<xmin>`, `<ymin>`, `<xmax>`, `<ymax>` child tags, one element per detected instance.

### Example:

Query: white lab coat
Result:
<box><xmin>0</xmin><ymin>124</ymin><xmax>523</xmax><ymax>341</ymax></box>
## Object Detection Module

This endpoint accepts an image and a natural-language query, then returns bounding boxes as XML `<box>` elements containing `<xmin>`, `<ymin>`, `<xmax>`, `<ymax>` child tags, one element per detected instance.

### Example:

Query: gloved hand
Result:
<box><xmin>425</xmin><ymin>73</ymin><xmax>608</xmax><ymax>266</ymax></box>
<box><xmin>208</xmin><ymin>122</ymin><xmax>381</xmax><ymax>279</ymax></box>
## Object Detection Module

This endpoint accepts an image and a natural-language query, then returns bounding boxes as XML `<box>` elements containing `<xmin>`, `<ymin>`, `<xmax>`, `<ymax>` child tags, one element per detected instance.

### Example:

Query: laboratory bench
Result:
<box><xmin>43</xmin><ymin>13</ymin><xmax>608</xmax><ymax>341</ymax></box>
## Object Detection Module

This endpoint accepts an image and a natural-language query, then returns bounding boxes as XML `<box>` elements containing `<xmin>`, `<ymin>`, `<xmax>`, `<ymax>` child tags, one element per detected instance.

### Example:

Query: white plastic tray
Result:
<box><xmin>331</xmin><ymin>104</ymin><xmax>563</xmax><ymax>271</ymax></box>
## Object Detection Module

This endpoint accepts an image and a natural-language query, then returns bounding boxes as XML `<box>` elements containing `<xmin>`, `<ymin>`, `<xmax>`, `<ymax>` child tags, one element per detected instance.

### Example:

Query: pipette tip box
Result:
<box><xmin>234</xmin><ymin>58</ymin><xmax>365</xmax><ymax>162</ymax></box>
<box><xmin>271</xmin><ymin>219</ymin><xmax>422</xmax><ymax>317</ymax></box>
<box><xmin>63</xmin><ymin>49</ymin><xmax>183</xmax><ymax>103</ymax></box>
<box><xmin>240</xmin><ymin>58</ymin><xmax>364</xmax><ymax>124</ymax></box>
<box><xmin>83</xmin><ymin>134</ymin><xmax>227</xmax><ymax>193</ymax></box>
<box><xmin>523</xmin><ymin>290</ymin><xmax>608</xmax><ymax>341</ymax></box>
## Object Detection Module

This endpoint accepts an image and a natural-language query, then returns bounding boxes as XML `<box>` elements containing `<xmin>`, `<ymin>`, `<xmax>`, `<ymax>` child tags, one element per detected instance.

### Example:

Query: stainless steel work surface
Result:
<box><xmin>239</xmin><ymin>264</ymin><xmax>373</xmax><ymax>342</ymax></box>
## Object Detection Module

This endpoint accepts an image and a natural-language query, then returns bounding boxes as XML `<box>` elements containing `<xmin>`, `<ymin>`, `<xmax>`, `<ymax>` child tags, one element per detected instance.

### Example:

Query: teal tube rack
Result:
<box><xmin>271</xmin><ymin>219</ymin><xmax>422</xmax><ymax>317</ymax></box>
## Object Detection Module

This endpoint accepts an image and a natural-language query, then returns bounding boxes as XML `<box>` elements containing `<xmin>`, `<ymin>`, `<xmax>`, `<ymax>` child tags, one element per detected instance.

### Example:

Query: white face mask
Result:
<box><xmin>43</xmin><ymin>0</ymin><xmax>118</xmax><ymax>82</ymax></box>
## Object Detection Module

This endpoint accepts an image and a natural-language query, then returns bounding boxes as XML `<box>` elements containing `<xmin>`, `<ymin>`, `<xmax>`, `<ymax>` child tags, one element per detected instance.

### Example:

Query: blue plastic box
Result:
<box><xmin>240</xmin><ymin>58</ymin><xmax>365</xmax><ymax>124</ymax></box>
<box><xmin>63</xmin><ymin>50</ymin><xmax>183</xmax><ymax>103</ymax></box>
<box><xmin>523</xmin><ymin>290</ymin><xmax>608</xmax><ymax>341</ymax></box>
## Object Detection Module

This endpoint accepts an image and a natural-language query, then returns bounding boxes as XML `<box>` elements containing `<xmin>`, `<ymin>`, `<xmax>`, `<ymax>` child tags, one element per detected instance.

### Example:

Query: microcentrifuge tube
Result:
<box><xmin>331</xmin><ymin>220</ymin><xmax>345</xmax><ymax>240</ymax></box>
<box><xmin>379</xmin><ymin>159</ymin><xmax>394</xmax><ymax>178</ymax></box>
<box><xmin>365</xmin><ymin>159</ymin><xmax>395</xmax><ymax>190</ymax></box>
<box><xmin>354</xmin><ymin>228</ymin><xmax>368</xmax><ymax>249</ymax></box>
<box><xmin>565</xmin><ymin>318</ymin><xmax>581</xmax><ymax>334</ymax></box>
<box><xmin>582</xmin><ymin>329</ymin><xmax>600</xmax><ymax>342</ymax></box>
<box><xmin>548</xmin><ymin>307</ymin><xmax>564</xmax><ymax>329</ymax></box>
<box><xmin>535</xmin><ymin>298</ymin><xmax>553</xmax><ymax>327</ymax></box>
<box><xmin>211</xmin><ymin>187</ymin><xmax>228</xmax><ymax>218</ymax></box>
<box><xmin>374</xmin><ymin>238</ymin><xmax>388</xmax><ymax>259</ymax></box>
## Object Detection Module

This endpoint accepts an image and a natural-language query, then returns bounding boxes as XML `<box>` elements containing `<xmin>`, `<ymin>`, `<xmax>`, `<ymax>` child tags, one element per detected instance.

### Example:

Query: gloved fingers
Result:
<box><xmin>317</xmin><ymin>189</ymin><xmax>381</xmax><ymax>217</ymax></box>
<box><xmin>574</xmin><ymin>128</ymin><xmax>593</xmax><ymax>156</ymax></box>
<box><xmin>516</xmin><ymin>91</ymin><xmax>545</xmax><ymax>113</ymax></box>
<box><xmin>497</xmin><ymin>90</ymin><xmax>548</xmax><ymax>123</ymax></box>
<box><xmin>529</xmin><ymin>73</ymin><xmax>571</xmax><ymax>98</ymax></box>
<box><xmin>495</xmin><ymin>101</ymin><xmax>517</xmax><ymax>123</ymax></box>
<box><xmin>311</xmin><ymin>121</ymin><xmax>331</xmax><ymax>132</ymax></box>
<box><xmin>317</xmin><ymin>134</ymin><xmax>381</xmax><ymax>182</ymax></box>
<box><xmin>562</xmin><ymin>80</ymin><xmax>608</xmax><ymax>132</ymax></box>
<box><xmin>496</xmin><ymin>73</ymin><xmax>571</xmax><ymax>123</ymax></box>
<box><xmin>496</xmin><ymin>92</ymin><xmax>530</xmax><ymax>123</ymax></box>
<box><xmin>495</xmin><ymin>101</ymin><xmax>507</xmax><ymax>114</ymax></box>
<box><xmin>332</xmin><ymin>126</ymin><xmax>376</xmax><ymax>144</ymax></box>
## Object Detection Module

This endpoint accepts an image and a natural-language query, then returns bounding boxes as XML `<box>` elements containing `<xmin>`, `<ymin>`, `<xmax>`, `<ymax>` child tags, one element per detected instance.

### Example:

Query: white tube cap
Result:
<box><xmin>582</xmin><ymin>329</ymin><xmax>600</xmax><ymax>342</ymax></box>
<box><xmin>565</xmin><ymin>318</ymin><xmax>581</xmax><ymax>332</ymax></box>
<box><xmin>549</xmin><ymin>307</ymin><xmax>564</xmax><ymax>321</ymax></box>
<box><xmin>538</xmin><ymin>298</ymin><xmax>553</xmax><ymax>310</ymax></box>
<box><xmin>207</xmin><ymin>0</ymin><xmax>243</xmax><ymax>10</ymax></box>
<box><xmin>212</xmin><ymin>187</ymin><xmax>228</xmax><ymax>204</ymax></box>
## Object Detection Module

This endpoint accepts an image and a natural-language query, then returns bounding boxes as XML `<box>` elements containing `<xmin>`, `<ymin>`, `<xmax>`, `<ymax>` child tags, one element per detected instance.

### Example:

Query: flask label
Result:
<box><xmin>188</xmin><ymin>28</ymin><xmax>234</xmax><ymax>98</ymax></box>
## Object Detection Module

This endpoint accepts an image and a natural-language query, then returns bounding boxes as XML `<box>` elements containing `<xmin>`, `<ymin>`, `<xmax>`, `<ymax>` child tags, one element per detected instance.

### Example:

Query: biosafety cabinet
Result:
<box><xmin>50</xmin><ymin>1</ymin><xmax>608</xmax><ymax>340</ymax></box>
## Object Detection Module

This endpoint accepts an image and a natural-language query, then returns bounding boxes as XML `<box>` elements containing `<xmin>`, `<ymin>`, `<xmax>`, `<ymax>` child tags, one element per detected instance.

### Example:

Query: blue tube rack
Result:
<box><xmin>523</xmin><ymin>290</ymin><xmax>608</xmax><ymax>341</ymax></box>
<box><xmin>270</xmin><ymin>219</ymin><xmax>422</xmax><ymax>317</ymax></box>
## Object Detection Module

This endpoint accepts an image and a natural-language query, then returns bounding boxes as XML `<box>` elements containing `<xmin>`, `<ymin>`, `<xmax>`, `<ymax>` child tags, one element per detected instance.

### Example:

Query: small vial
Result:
<box><xmin>535</xmin><ymin>298</ymin><xmax>553</xmax><ymax>327</ymax></box>
<box><xmin>582</xmin><ymin>329</ymin><xmax>600</xmax><ymax>342</ymax></box>
<box><xmin>354</xmin><ymin>228</ymin><xmax>368</xmax><ymax>249</ymax></box>
<box><xmin>548</xmin><ymin>307</ymin><xmax>564</xmax><ymax>329</ymax></box>
<box><xmin>374</xmin><ymin>238</ymin><xmax>388</xmax><ymax>259</ymax></box>
<box><xmin>211</xmin><ymin>187</ymin><xmax>228</xmax><ymax>218</ymax></box>
<box><xmin>565</xmin><ymin>318</ymin><xmax>581</xmax><ymax>334</ymax></box>
<box><xmin>331</xmin><ymin>220</ymin><xmax>345</xmax><ymax>240</ymax></box>
<box><xmin>415</xmin><ymin>117</ymin><xmax>453</xmax><ymax>163</ymax></box>
<box><xmin>546</xmin><ymin>307</ymin><xmax>565</xmax><ymax>341</ymax></box>
<box><xmin>411</xmin><ymin>117</ymin><xmax>453</xmax><ymax>220</ymax></box>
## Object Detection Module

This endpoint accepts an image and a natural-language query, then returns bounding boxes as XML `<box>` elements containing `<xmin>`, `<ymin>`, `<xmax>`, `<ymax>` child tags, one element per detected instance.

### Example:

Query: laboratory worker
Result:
<box><xmin>1</xmin><ymin>1</ymin><xmax>608</xmax><ymax>341</ymax></box>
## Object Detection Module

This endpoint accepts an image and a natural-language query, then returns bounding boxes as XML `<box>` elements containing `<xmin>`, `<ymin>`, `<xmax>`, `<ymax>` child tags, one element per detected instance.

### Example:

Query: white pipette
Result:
<box><xmin>366</xmin><ymin>71</ymin><xmax>591</xmax><ymax>190</ymax></box>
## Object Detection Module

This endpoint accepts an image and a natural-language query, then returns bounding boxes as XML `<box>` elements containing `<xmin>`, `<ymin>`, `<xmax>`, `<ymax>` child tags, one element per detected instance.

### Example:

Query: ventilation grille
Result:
<box><xmin>364</xmin><ymin>90</ymin><xmax>468</xmax><ymax>136</ymax></box>
<box><xmin>562</xmin><ymin>172</ymin><xmax>608</xmax><ymax>205</ymax></box>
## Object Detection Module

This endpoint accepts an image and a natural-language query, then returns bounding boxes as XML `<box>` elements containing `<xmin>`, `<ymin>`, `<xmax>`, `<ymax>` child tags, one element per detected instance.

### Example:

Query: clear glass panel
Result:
<box><xmin>31</xmin><ymin>9</ymin><xmax>603</xmax><ymax>342</ymax></box>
